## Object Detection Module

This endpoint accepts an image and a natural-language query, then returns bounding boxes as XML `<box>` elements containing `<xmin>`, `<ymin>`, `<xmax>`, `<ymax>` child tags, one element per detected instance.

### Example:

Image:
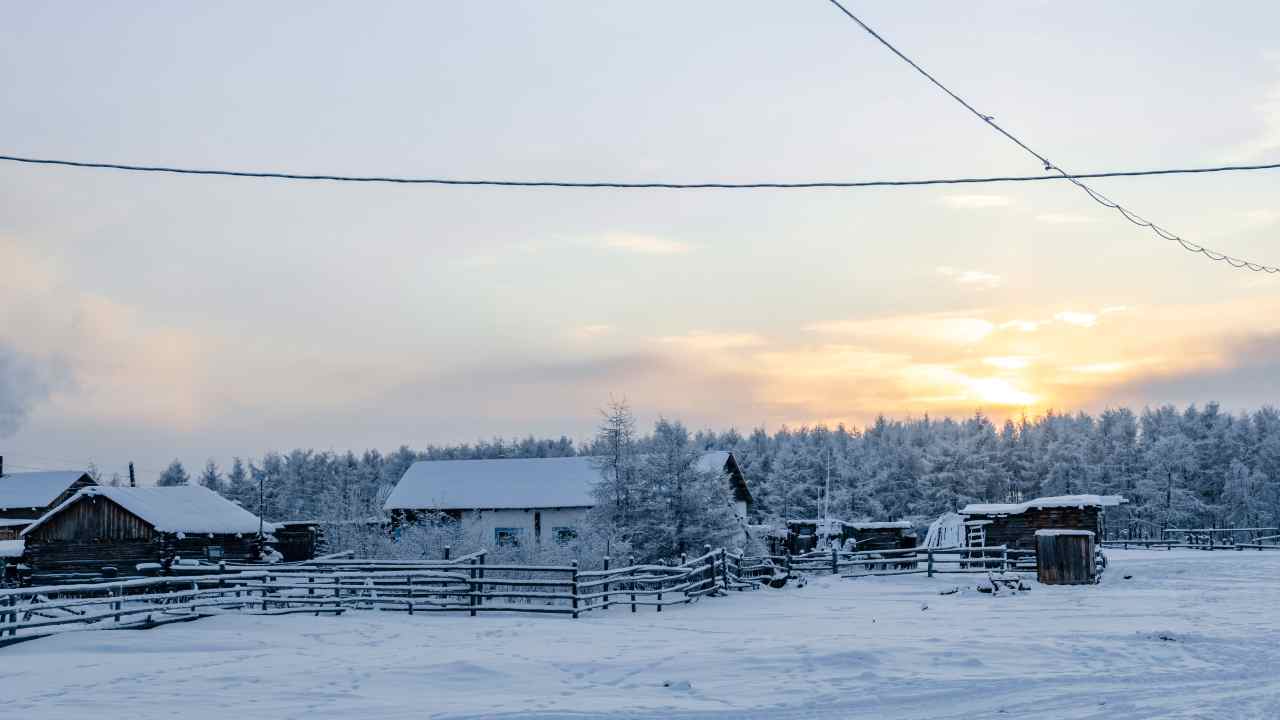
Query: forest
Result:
<box><xmin>128</xmin><ymin>401</ymin><xmax>1280</xmax><ymax>549</ymax></box>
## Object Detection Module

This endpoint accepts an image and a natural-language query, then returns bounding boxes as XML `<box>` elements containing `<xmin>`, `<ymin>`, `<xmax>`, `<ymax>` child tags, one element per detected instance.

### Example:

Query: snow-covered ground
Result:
<box><xmin>4</xmin><ymin>549</ymin><xmax>1279</xmax><ymax>719</ymax></box>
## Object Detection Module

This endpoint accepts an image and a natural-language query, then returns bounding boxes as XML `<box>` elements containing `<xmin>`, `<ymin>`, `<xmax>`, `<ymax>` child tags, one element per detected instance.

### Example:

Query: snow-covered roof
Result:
<box><xmin>960</xmin><ymin>494</ymin><xmax>1127</xmax><ymax>516</ymax></box>
<box><xmin>0</xmin><ymin>539</ymin><xmax>24</xmax><ymax>558</ymax></box>
<box><xmin>22</xmin><ymin>485</ymin><xmax>263</xmax><ymax>536</ymax></box>
<box><xmin>385</xmin><ymin>457</ymin><xmax>600</xmax><ymax>511</ymax></box>
<box><xmin>0</xmin><ymin>470</ymin><xmax>90</xmax><ymax>510</ymax></box>
<box><xmin>0</xmin><ymin>518</ymin><xmax>36</xmax><ymax>528</ymax></box>
<box><xmin>693</xmin><ymin>450</ymin><xmax>731</xmax><ymax>474</ymax></box>
<box><xmin>385</xmin><ymin>451</ymin><xmax>745</xmax><ymax>511</ymax></box>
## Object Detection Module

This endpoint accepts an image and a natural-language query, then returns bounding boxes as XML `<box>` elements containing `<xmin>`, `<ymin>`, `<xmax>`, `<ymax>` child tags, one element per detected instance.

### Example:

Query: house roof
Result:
<box><xmin>960</xmin><ymin>494</ymin><xmax>1127</xmax><ymax>516</ymax></box>
<box><xmin>384</xmin><ymin>451</ymin><xmax>749</xmax><ymax>512</ymax></box>
<box><xmin>22</xmin><ymin>485</ymin><xmax>263</xmax><ymax>536</ymax></box>
<box><xmin>385</xmin><ymin>456</ymin><xmax>600</xmax><ymax>511</ymax></box>
<box><xmin>0</xmin><ymin>471</ymin><xmax>91</xmax><ymax>510</ymax></box>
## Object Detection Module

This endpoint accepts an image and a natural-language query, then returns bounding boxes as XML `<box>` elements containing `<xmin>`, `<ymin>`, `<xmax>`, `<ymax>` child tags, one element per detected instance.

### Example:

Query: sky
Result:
<box><xmin>2</xmin><ymin>1</ymin><xmax>1279</xmax><ymax>482</ymax></box>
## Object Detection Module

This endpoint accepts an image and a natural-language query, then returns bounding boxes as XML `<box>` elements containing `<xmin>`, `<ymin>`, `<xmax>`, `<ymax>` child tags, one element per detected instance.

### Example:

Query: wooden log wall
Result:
<box><xmin>974</xmin><ymin>507</ymin><xmax>1103</xmax><ymax>550</ymax></box>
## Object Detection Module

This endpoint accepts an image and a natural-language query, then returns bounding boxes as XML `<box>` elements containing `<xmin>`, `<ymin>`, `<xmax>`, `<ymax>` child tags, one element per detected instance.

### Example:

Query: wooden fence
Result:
<box><xmin>1100</xmin><ymin>538</ymin><xmax>1280</xmax><ymax>551</ymax></box>
<box><xmin>777</xmin><ymin>545</ymin><xmax>1035</xmax><ymax>578</ymax></box>
<box><xmin>0</xmin><ymin>547</ymin><xmax>778</xmax><ymax>646</ymax></box>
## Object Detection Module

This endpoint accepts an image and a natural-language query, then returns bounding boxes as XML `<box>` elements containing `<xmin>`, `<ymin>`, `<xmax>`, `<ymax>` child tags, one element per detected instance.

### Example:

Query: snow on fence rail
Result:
<box><xmin>0</xmin><ymin>547</ymin><xmax>778</xmax><ymax>646</ymax></box>
<box><xmin>777</xmin><ymin>545</ymin><xmax>1036</xmax><ymax>578</ymax></box>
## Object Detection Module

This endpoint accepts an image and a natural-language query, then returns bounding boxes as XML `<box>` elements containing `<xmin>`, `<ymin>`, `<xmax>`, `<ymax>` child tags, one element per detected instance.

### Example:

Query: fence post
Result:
<box><xmin>602</xmin><ymin>556</ymin><xmax>610</xmax><ymax>610</ymax></box>
<box><xmin>477</xmin><ymin>552</ymin><xmax>485</xmax><ymax>611</ymax></box>
<box><xmin>629</xmin><ymin>555</ymin><xmax>636</xmax><ymax>613</ymax></box>
<box><xmin>1002</xmin><ymin>546</ymin><xmax>1009</xmax><ymax>572</ymax></box>
<box><xmin>469</xmin><ymin>558</ymin><xmax>477</xmax><ymax>617</ymax></box>
<box><xmin>113</xmin><ymin>586</ymin><xmax>122</xmax><ymax>623</ymax></box>
<box><xmin>571</xmin><ymin>560</ymin><xmax>580</xmax><ymax>619</ymax></box>
<box><xmin>785</xmin><ymin>551</ymin><xmax>792</xmax><ymax>577</ymax></box>
<box><xmin>831</xmin><ymin>546</ymin><xmax>839</xmax><ymax>575</ymax></box>
<box><xmin>927</xmin><ymin>548</ymin><xmax>934</xmax><ymax>578</ymax></box>
<box><xmin>720</xmin><ymin>548</ymin><xmax>729</xmax><ymax>590</ymax></box>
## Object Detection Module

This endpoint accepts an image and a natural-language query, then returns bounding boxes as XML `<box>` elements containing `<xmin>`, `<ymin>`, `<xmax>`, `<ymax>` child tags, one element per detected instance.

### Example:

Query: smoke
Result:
<box><xmin>0</xmin><ymin>342</ymin><xmax>65</xmax><ymax>438</ymax></box>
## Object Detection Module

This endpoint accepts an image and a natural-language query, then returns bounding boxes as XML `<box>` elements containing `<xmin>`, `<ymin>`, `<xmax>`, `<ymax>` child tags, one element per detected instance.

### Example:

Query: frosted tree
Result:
<box><xmin>625</xmin><ymin>419</ymin><xmax>740</xmax><ymax>560</ymax></box>
<box><xmin>1139</xmin><ymin>435</ymin><xmax>1202</xmax><ymax>529</ymax></box>
<box><xmin>588</xmin><ymin>397</ymin><xmax>640</xmax><ymax>536</ymax></box>
<box><xmin>1221</xmin><ymin>461</ymin><xmax>1263</xmax><ymax>527</ymax></box>
<box><xmin>225</xmin><ymin>457</ymin><xmax>253</xmax><ymax>506</ymax></box>
<box><xmin>197</xmin><ymin>459</ymin><xmax>224</xmax><ymax>494</ymax></box>
<box><xmin>156</xmin><ymin>459</ymin><xmax>190</xmax><ymax>487</ymax></box>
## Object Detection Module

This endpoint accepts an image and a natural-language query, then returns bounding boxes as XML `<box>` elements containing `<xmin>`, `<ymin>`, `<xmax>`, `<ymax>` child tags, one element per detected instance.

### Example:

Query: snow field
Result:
<box><xmin>2</xmin><ymin>549</ymin><xmax>1278</xmax><ymax>719</ymax></box>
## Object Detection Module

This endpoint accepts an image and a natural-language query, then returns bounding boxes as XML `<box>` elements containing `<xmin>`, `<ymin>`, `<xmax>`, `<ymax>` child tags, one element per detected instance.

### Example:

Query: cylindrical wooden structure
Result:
<box><xmin>1035</xmin><ymin>529</ymin><xmax>1097</xmax><ymax>585</ymax></box>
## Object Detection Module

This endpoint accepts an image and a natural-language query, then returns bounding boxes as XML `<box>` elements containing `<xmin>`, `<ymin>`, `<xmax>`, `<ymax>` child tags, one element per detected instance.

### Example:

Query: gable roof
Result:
<box><xmin>22</xmin><ymin>485</ymin><xmax>263</xmax><ymax>536</ymax></box>
<box><xmin>0</xmin><ymin>471</ymin><xmax>92</xmax><ymax>510</ymax></box>
<box><xmin>960</xmin><ymin>494</ymin><xmax>1127</xmax><ymax>516</ymax></box>
<box><xmin>385</xmin><ymin>456</ymin><xmax>600</xmax><ymax>511</ymax></box>
<box><xmin>384</xmin><ymin>451</ymin><xmax>750</xmax><ymax>512</ymax></box>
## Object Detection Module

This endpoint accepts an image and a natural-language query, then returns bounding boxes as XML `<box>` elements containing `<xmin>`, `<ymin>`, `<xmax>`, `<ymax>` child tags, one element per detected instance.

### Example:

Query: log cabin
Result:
<box><xmin>958</xmin><ymin>494</ymin><xmax>1127</xmax><ymax>551</ymax></box>
<box><xmin>20</xmin><ymin>485</ymin><xmax>264</xmax><ymax>579</ymax></box>
<box><xmin>0</xmin><ymin>467</ymin><xmax>97</xmax><ymax>540</ymax></box>
<box><xmin>384</xmin><ymin>451</ymin><xmax>751</xmax><ymax>548</ymax></box>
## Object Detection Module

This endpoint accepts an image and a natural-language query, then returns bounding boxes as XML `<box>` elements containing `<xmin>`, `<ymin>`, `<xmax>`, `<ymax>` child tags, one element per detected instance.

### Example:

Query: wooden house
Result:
<box><xmin>20</xmin><ymin>485</ymin><xmax>263</xmax><ymax>579</ymax></box>
<box><xmin>0</xmin><ymin>468</ymin><xmax>97</xmax><ymax>540</ymax></box>
<box><xmin>384</xmin><ymin>451</ymin><xmax>751</xmax><ymax>548</ymax></box>
<box><xmin>958</xmin><ymin>494</ymin><xmax>1126</xmax><ymax>551</ymax></box>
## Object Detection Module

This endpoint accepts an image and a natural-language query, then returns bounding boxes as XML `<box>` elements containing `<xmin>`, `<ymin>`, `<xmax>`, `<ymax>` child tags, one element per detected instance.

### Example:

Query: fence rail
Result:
<box><xmin>777</xmin><ymin>545</ymin><xmax>1033</xmax><ymax>578</ymax></box>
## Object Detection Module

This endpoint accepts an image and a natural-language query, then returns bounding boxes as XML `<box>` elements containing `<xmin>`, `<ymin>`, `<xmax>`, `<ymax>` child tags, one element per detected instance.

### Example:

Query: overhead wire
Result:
<box><xmin>0</xmin><ymin>152</ymin><xmax>1276</xmax><ymax>191</ymax></box>
<box><xmin>824</xmin><ymin>0</ymin><xmax>1279</xmax><ymax>273</ymax></box>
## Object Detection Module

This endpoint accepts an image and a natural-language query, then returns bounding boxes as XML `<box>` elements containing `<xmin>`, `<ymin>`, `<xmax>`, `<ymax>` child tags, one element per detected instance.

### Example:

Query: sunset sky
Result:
<box><xmin>2</xmin><ymin>1</ymin><xmax>1278</xmax><ymax>481</ymax></box>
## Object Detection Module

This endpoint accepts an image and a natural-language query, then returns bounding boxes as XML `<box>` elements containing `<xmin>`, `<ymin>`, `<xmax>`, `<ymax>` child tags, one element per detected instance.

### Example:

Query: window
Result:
<box><xmin>205</xmin><ymin>546</ymin><xmax>225</xmax><ymax>561</ymax></box>
<box><xmin>553</xmin><ymin>526</ymin><xmax>577</xmax><ymax>545</ymax></box>
<box><xmin>495</xmin><ymin>527</ymin><xmax>525</xmax><ymax>547</ymax></box>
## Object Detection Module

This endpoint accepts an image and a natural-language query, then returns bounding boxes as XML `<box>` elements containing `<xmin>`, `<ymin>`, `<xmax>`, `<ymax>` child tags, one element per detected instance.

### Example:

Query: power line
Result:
<box><xmin>1</xmin><ymin>152</ymin><xmax>1278</xmax><ymax>190</ymax></box>
<box><xmin>825</xmin><ymin>0</ymin><xmax>1280</xmax><ymax>274</ymax></box>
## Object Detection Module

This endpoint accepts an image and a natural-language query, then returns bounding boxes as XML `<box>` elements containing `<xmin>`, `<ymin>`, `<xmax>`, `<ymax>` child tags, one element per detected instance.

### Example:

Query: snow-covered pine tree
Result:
<box><xmin>156</xmin><ymin>459</ymin><xmax>190</xmax><ymax>486</ymax></box>
<box><xmin>197</xmin><ymin>459</ymin><xmax>224</xmax><ymax>494</ymax></box>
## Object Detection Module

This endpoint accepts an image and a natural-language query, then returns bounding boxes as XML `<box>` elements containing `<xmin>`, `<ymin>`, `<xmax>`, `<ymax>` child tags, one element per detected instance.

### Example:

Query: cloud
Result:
<box><xmin>1035</xmin><ymin>213</ymin><xmax>1097</xmax><ymax>225</ymax></box>
<box><xmin>936</xmin><ymin>266</ymin><xmax>1002</xmax><ymax>289</ymax></box>
<box><xmin>808</xmin><ymin>315</ymin><xmax>995</xmax><ymax>345</ymax></box>
<box><xmin>1000</xmin><ymin>320</ymin><xmax>1040</xmax><ymax>333</ymax></box>
<box><xmin>599</xmin><ymin>234</ymin><xmax>692</xmax><ymax>255</ymax></box>
<box><xmin>660</xmin><ymin>331</ymin><xmax>766</xmax><ymax>352</ymax></box>
<box><xmin>0</xmin><ymin>343</ymin><xmax>69</xmax><ymax>437</ymax></box>
<box><xmin>1105</xmin><ymin>332</ymin><xmax>1280</xmax><ymax>410</ymax></box>
<box><xmin>1054</xmin><ymin>311</ymin><xmax>1098</xmax><ymax>328</ymax></box>
<box><xmin>942</xmin><ymin>194</ymin><xmax>1012</xmax><ymax>209</ymax></box>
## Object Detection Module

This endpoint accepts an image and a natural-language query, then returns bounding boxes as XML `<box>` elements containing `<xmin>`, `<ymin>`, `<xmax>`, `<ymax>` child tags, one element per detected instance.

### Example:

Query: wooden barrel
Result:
<box><xmin>1035</xmin><ymin>530</ymin><xmax>1096</xmax><ymax>585</ymax></box>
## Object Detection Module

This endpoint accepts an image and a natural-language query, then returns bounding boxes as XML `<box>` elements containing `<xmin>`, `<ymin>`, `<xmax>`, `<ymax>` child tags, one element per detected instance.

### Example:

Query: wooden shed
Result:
<box><xmin>1035</xmin><ymin>529</ymin><xmax>1097</xmax><ymax>585</ymax></box>
<box><xmin>959</xmin><ymin>495</ymin><xmax>1126</xmax><ymax>552</ymax></box>
<box><xmin>20</xmin><ymin>485</ymin><xmax>263</xmax><ymax>580</ymax></box>
<box><xmin>0</xmin><ymin>469</ymin><xmax>97</xmax><ymax>540</ymax></box>
<box><xmin>270</xmin><ymin>520</ymin><xmax>322</xmax><ymax>561</ymax></box>
<box><xmin>782</xmin><ymin>519</ymin><xmax>917</xmax><ymax>554</ymax></box>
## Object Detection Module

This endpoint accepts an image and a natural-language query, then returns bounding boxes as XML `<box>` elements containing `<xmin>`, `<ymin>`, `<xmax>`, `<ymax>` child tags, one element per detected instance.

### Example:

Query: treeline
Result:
<box><xmin>149</xmin><ymin>401</ymin><xmax>1280</xmax><ymax>534</ymax></box>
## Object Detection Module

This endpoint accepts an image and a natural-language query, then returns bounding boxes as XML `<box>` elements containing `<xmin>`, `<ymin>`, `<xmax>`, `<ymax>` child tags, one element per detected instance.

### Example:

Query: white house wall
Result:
<box><xmin>459</xmin><ymin>507</ymin><xmax>591</xmax><ymax>547</ymax></box>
